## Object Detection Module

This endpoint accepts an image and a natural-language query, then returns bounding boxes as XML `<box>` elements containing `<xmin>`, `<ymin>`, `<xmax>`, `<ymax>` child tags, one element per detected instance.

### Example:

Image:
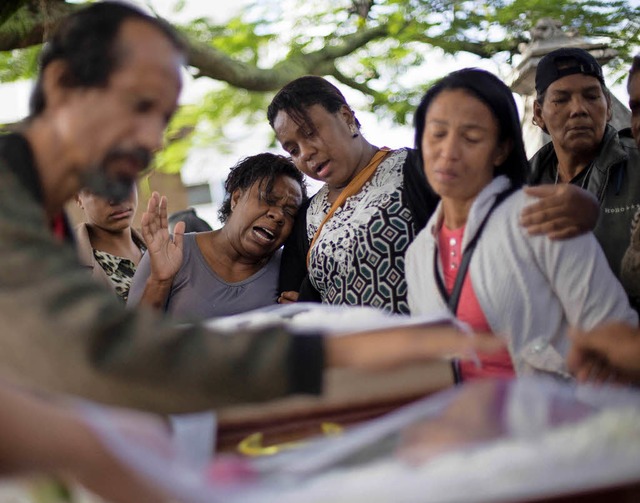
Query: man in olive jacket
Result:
<box><xmin>0</xmin><ymin>2</ymin><xmax>486</xmax><ymax>414</ymax></box>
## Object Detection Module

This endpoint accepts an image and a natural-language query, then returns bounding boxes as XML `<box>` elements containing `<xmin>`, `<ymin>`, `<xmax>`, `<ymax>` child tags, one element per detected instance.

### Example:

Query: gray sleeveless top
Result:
<box><xmin>128</xmin><ymin>233</ymin><xmax>281</xmax><ymax>321</ymax></box>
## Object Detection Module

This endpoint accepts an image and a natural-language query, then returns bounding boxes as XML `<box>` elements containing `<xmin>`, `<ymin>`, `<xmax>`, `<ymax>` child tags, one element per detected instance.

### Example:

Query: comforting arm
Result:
<box><xmin>520</xmin><ymin>184</ymin><xmax>599</xmax><ymax>240</ymax></box>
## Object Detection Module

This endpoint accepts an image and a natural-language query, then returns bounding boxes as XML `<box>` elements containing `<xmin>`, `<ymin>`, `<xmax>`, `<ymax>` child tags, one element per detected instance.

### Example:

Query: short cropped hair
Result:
<box><xmin>218</xmin><ymin>153</ymin><xmax>307</xmax><ymax>223</ymax></box>
<box><xmin>414</xmin><ymin>68</ymin><xmax>528</xmax><ymax>189</ymax></box>
<box><xmin>266</xmin><ymin>75</ymin><xmax>361</xmax><ymax>132</ymax></box>
<box><xmin>30</xmin><ymin>1</ymin><xmax>184</xmax><ymax>116</ymax></box>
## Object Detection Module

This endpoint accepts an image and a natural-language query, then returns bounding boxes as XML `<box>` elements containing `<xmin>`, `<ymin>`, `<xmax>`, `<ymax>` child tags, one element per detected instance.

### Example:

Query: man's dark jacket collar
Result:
<box><xmin>0</xmin><ymin>132</ymin><xmax>73</xmax><ymax>241</ymax></box>
<box><xmin>0</xmin><ymin>132</ymin><xmax>45</xmax><ymax>204</ymax></box>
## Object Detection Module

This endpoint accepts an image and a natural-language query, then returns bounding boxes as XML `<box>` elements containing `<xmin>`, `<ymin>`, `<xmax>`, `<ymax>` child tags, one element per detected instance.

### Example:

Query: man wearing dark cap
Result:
<box><xmin>566</xmin><ymin>56</ymin><xmax>640</xmax><ymax>385</ymax></box>
<box><xmin>528</xmin><ymin>47</ymin><xmax>640</xmax><ymax>301</ymax></box>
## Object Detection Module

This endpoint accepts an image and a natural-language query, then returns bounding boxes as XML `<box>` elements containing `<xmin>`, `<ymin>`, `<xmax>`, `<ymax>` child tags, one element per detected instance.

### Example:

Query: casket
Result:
<box><xmin>82</xmin><ymin>377</ymin><xmax>640</xmax><ymax>503</ymax></box>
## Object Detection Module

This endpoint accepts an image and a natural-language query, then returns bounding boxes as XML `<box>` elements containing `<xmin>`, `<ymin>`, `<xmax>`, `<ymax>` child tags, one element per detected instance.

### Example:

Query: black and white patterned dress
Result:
<box><xmin>306</xmin><ymin>149</ymin><xmax>415</xmax><ymax>314</ymax></box>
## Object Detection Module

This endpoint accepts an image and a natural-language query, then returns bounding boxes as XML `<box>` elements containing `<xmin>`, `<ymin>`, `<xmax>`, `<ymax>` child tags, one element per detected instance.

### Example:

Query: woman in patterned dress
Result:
<box><xmin>268</xmin><ymin>76</ymin><xmax>438</xmax><ymax>314</ymax></box>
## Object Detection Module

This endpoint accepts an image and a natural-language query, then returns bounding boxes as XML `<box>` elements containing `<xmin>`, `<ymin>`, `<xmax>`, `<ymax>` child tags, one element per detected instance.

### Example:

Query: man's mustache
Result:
<box><xmin>104</xmin><ymin>147</ymin><xmax>152</xmax><ymax>171</ymax></box>
<box><xmin>82</xmin><ymin>147</ymin><xmax>152</xmax><ymax>203</ymax></box>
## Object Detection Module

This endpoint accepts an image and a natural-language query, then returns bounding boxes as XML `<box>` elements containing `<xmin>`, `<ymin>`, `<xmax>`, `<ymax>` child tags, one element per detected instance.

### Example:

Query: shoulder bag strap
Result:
<box><xmin>306</xmin><ymin>147</ymin><xmax>391</xmax><ymax>268</ymax></box>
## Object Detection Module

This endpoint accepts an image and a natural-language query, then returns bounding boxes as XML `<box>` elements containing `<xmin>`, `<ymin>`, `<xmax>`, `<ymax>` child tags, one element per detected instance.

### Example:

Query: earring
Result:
<box><xmin>531</xmin><ymin>117</ymin><xmax>538</xmax><ymax>127</ymax></box>
<box><xmin>349</xmin><ymin>123</ymin><xmax>359</xmax><ymax>138</ymax></box>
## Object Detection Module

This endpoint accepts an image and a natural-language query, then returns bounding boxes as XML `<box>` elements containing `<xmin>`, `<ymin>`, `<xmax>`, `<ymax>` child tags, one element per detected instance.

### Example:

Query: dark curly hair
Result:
<box><xmin>218</xmin><ymin>153</ymin><xmax>307</xmax><ymax>223</ymax></box>
<box><xmin>30</xmin><ymin>1</ymin><xmax>184</xmax><ymax>117</ymax></box>
<box><xmin>266</xmin><ymin>75</ymin><xmax>361</xmax><ymax>133</ymax></box>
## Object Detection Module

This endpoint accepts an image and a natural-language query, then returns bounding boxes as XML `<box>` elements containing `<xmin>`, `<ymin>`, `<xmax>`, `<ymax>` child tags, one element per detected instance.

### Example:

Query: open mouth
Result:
<box><xmin>315</xmin><ymin>161</ymin><xmax>330</xmax><ymax>178</ymax></box>
<box><xmin>252</xmin><ymin>226</ymin><xmax>277</xmax><ymax>243</ymax></box>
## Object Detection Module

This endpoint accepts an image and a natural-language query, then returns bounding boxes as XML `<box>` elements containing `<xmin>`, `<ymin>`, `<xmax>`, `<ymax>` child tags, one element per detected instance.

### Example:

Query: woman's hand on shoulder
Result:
<box><xmin>520</xmin><ymin>184</ymin><xmax>599</xmax><ymax>240</ymax></box>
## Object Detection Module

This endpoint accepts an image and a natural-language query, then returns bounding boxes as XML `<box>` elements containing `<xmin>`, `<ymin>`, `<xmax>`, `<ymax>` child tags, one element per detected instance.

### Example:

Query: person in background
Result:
<box><xmin>527</xmin><ymin>48</ymin><xmax>640</xmax><ymax>299</ymax></box>
<box><xmin>567</xmin><ymin>55</ymin><xmax>640</xmax><ymax>386</ymax></box>
<box><xmin>128</xmin><ymin>153</ymin><xmax>307</xmax><ymax>320</ymax></box>
<box><xmin>168</xmin><ymin>207</ymin><xmax>212</xmax><ymax>234</ymax></box>
<box><xmin>620</xmin><ymin>54</ymin><xmax>640</xmax><ymax>308</ymax></box>
<box><xmin>268</xmin><ymin>75</ymin><xmax>439</xmax><ymax>313</ymax></box>
<box><xmin>629</xmin><ymin>54</ymin><xmax>640</xmax><ymax>147</ymax></box>
<box><xmin>406</xmin><ymin>68</ymin><xmax>637</xmax><ymax>381</ymax></box>
<box><xmin>75</xmin><ymin>183</ymin><xmax>145</xmax><ymax>302</ymax></box>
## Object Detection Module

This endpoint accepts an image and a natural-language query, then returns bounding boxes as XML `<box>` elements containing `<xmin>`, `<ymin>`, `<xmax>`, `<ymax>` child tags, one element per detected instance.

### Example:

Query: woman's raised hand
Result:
<box><xmin>140</xmin><ymin>192</ymin><xmax>184</xmax><ymax>282</ymax></box>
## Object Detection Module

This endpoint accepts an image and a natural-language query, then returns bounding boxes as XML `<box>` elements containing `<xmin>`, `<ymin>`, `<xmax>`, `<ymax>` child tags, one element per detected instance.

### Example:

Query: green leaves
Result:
<box><xmin>1</xmin><ymin>0</ymin><xmax>637</xmax><ymax>171</ymax></box>
<box><xmin>0</xmin><ymin>45</ymin><xmax>38</xmax><ymax>81</ymax></box>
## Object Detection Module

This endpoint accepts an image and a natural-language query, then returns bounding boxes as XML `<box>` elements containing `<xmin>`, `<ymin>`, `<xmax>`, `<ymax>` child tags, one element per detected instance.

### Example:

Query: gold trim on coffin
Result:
<box><xmin>237</xmin><ymin>422</ymin><xmax>343</xmax><ymax>456</ymax></box>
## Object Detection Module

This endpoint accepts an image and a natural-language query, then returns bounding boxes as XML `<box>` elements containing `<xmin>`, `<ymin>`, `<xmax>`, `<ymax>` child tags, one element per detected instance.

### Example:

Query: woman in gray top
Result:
<box><xmin>128</xmin><ymin>153</ymin><xmax>306</xmax><ymax>463</ymax></box>
<box><xmin>128</xmin><ymin>153</ymin><xmax>307</xmax><ymax>321</ymax></box>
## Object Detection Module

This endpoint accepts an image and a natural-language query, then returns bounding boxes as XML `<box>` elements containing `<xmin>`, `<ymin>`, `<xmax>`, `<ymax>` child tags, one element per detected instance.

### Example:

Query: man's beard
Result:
<box><xmin>82</xmin><ymin>148</ymin><xmax>151</xmax><ymax>203</ymax></box>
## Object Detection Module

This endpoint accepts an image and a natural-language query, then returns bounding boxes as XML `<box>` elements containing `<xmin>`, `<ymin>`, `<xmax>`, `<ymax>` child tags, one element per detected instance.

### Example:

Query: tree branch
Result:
<box><xmin>185</xmin><ymin>40</ymin><xmax>278</xmax><ymax>90</ymax></box>
<box><xmin>0</xmin><ymin>0</ymin><xmax>29</xmax><ymax>29</ymax></box>
<box><xmin>307</xmin><ymin>24</ymin><xmax>388</xmax><ymax>63</ymax></box>
<box><xmin>187</xmin><ymin>24</ymin><xmax>390</xmax><ymax>92</ymax></box>
<box><xmin>330</xmin><ymin>69</ymin><xmax>386</xmax><ymax>102</ymax></box>
<box><xmin>0</xmin><ymin>0</ymin><xmax>76</xmax><ymax>50</ymax></box>
<box><xmin>411</xmin><ymin>33</ymin><xmax>521</xmax><ymax>58</ymax></box>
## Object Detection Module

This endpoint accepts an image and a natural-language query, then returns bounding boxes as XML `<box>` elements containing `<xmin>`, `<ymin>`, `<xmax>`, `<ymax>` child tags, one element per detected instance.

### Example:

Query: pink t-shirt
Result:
<box><xmin>438</xmin><ymin>225</ymin><xmax>515</xmax><ymax>381</ymax></box>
